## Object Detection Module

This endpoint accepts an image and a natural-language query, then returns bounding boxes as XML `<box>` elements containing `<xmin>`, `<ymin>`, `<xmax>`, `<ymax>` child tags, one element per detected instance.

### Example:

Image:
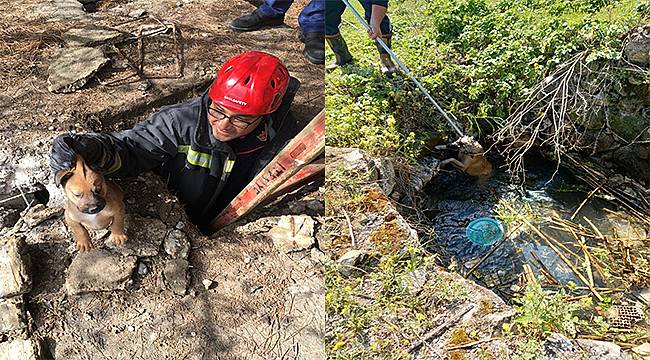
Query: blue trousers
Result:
<box><xmin>325</xmin><ymin>0</ymin><xmax>391</xmax><ymax>36</ymax></box>
<box><xmin>258</xmin><ymin>0</ymin><xmax>325</xmax><ymax>34</ymax></box>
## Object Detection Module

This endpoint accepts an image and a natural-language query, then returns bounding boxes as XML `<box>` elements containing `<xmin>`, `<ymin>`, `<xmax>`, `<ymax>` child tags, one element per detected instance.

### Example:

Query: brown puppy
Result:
<box><xmin>55</xmin><ymin>155</ymin><xmax>127</xmax><ymax>251</ymax></box>
<box><xmin>436</xmin><ymin>136</ymin><xmax>494</xmax><ymax>177</ymax></box>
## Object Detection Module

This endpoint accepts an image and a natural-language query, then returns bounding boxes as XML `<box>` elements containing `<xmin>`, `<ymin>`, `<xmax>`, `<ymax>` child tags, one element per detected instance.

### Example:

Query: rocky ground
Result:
<box><xmin>324</xmin><ymin>146</ymin><xmax>647</xmax><ymax>360</ymax></box>
<box><xmin>0</xmin><ymin>0</ymin><xmax>325</xmax><ymax>359</ymax></box>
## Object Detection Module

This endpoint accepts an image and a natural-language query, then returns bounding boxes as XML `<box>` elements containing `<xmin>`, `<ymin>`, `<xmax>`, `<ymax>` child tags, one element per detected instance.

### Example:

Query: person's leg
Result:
<box><xmin>325</xmin><ymin>0</ymin><xmax>353</xmax><ymax>69</ymax></box>
<box><xmin>257</xmin><ymin>0</ymin><xmax>293</xmax><ymax>18</ymax></box>
<box><xmin>230</xmin><ymin>0</ymin><xmax>292</xmax><ymax>32</ymax></box>
<box><xmin>298</xmin><ymin>0</ymin><xmax>325</xmax><ymax>64</ymax></box>
<box><xmin>360</xmin><ymin>0</ymin><xmax>396</xmax><ymax>75</ymax></box>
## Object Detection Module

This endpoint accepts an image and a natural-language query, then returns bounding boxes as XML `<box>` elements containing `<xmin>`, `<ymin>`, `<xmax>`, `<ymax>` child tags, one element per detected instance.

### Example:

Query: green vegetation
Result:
<box><xmin>326</xmin><ymin>246</ymin><xmax>472</xmax><ymax>359</ymax></box>
<box><xmin>511</xmin><ymin>284</ymin><xmax>586</xmax><ymax>338</ymax></box>
<box><xmin>326</xmin><ymin>0</ymin><xmax>647</xmax><ymax>161</ymax></box>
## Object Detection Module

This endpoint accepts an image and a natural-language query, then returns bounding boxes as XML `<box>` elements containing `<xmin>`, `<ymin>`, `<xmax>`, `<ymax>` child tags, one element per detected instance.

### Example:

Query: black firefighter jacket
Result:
<box><xmin>51</xmin><ymin>78</ymin><xmax>300</xmax><ymax>233</ymax></box>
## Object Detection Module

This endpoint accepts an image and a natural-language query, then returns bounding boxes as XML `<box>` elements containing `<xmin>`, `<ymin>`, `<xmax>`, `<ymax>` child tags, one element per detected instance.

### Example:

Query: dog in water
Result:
<box><xmin>55</xmin><ymin>155</ymin><xmax>127</xmax><ymax>251</ymax></box>
<box><xmin>436</xmin><ymin>136</ymin><xmax>494</xmax><ymax>177</ymax></box>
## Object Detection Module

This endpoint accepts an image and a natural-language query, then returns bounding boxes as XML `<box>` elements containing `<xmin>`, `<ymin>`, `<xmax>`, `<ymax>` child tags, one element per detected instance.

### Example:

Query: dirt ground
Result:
<box><xmin>0</xmin><ymin>0</ymin><xmax>325</xmax><ymax>358</ymax></box>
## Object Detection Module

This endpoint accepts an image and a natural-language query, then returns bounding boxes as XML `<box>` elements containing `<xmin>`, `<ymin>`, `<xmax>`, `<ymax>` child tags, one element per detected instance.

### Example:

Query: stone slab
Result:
<box><xmin>47</xmin><ymin>47</ymin><xmax>109</xmax><ymax>93</ymax></box>
<box><xmin>163</xmin><ymin>259</ymin><xmax>188</xmax><ymax>296</ymax></box>
<box><xmin>63</xmin><ymin>24</ymin><xmax>130</xmax><ymax>47</ymax></box>
<box><xmin>106</xmin><ymin>215</ymin><xmax>167</xmax><ymax>257</ymax></box>
<box><xmin>0</xmin><ymin>235</ymin><xmax>31</xmax><ymax>298</ymax></box>
<box><xmin>65</xmin><ymin>249</ymin><xmax>136</xmax><ymax>295</ymax></box>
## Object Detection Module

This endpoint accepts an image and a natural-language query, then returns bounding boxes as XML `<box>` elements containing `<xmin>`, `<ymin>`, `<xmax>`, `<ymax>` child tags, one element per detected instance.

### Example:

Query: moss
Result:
<box><xmin>478</xmin><ymin>297</ymin><xmax>495</xmax><ymax>315</ymax></box>
<box><xmin>368</xmin><ymin>220</ymin><xmax>408</xmax><ymax>254</ymax></box>
<box><xmin>449</xmin><ymin>350</ymin><xmax>467</xmax><ymax>360</ymax></box>
<box><xmin>449</xmin><ymin>328</ymin><xmax>470</xmax><ymax>345</ymax></box>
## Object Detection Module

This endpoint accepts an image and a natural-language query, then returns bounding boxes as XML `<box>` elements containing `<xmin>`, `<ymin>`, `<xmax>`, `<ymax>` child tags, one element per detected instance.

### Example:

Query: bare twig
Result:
<box><xmin>407</xmin><ymin>304</ymin><xmax>475</xmax><ymax>354</ymax></box>
<box><xmin>446</xmin><ymin>337</ymin><xmax>502</xmax><ymax>351</ymax></box>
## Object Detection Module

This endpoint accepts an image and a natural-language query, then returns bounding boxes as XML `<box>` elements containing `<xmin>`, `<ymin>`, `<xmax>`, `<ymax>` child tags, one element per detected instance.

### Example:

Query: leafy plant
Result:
<box><xmin>512</xmin><ymin>284</ymin><xmax>586</xmax><ymax>338</ymax></box>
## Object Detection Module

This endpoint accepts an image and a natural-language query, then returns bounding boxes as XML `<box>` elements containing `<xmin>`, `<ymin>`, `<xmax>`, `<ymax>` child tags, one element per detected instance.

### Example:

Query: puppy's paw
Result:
<box><xmin>109</xmin><ymin>233</ymin><xmax>128</xmax><ymax>245</ymax></box>
<box><xmin>76</xmin><ymin>239</ymin><xmax>95</xmax><ymax>252</ymax></box>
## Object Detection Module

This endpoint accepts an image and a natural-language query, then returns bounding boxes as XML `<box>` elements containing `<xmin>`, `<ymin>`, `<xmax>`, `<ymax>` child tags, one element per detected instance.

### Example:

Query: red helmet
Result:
<box><xmin>208</xmin><ymin>51</ymin><xmax>289</xmax><ymax>116</ymax></box>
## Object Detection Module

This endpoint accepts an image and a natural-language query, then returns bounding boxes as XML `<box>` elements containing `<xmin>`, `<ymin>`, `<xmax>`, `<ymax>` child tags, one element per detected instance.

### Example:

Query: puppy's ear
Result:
<box><xmin>55</xmin><ymin>170</ymin><xmax>73</xmax><ymax>187</ymax></box>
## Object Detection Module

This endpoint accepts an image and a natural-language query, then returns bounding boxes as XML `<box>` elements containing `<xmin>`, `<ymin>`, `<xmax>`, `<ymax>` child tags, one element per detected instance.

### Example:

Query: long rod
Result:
<box><xmin>340</xmin><ymin>0</ymin><xmax>464</xmax><ymax>138</ymax></box>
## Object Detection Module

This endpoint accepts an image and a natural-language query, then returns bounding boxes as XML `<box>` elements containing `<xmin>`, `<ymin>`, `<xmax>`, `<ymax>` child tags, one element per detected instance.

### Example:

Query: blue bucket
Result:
<box><xmin>466</xmin><ymin>218</ymin><xmax>504</xmax><ymax>246</ymax></box>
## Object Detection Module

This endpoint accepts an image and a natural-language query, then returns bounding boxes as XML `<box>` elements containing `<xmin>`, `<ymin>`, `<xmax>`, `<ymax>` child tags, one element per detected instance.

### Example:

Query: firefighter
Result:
<box><xmin>50</xmin><ymin>51</ymin><xmax>300</xmax><ymax>234</ymax></box>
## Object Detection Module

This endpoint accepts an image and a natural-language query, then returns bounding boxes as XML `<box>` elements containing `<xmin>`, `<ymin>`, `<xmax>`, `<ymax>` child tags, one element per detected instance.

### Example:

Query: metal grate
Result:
<box><xmin>608</xmin><ymin>305</ymin><xmax>645</xmax><ymax>329</ymax></box>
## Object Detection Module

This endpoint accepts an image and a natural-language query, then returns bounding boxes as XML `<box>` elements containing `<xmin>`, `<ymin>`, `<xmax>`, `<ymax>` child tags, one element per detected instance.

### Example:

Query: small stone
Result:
<box><xmin>190</xmin><ymin>331</ymin><xmax>196</xmax><ymax>337</ymax></box>
<box><xmin>310</xmin><ymin>248</ymin><xmax>328</xmax><ymax>264</ymax></box>
<box><xmin>127</xmin><ymin>325</ymin><xmax>135</xmax><ymax>332</ymax></box>
<box><xmin>163</xmin><ymin>229</ymin><xmax>190</xmax><ymax>259</ymax></box>
<box><xmin>163</xmin><ymin>259</ymin><xmax>189</xmax><ymax>295</ymax></box>
<box><xmin>202</xmin><ymin>279</ymin><xmax>213</xmax><ymax>290</ymax></box>
<box><xmin>243</xmin><ymin>257</ymin><xmax>251</xmax><ymax>264</ymax></box>
<box><xmin>137</xmin><ymin>262</ymin><xmax>148</xmax><ymax>275</ymax></box>
<box><xmin>0</xmin><ymin>339</ymin><xmax>40</xmax><ymax>360</ymax></box>
<box><xmin>128</xmin><ymin>9</ymin><xmax>146</xmax><ymax>18</ymax></box>
<box><xmin>267</xmin><ymin>215</ymin><xmax>316</xmax><ymax>253</ymax></box>
<box><xmin>48</xmin><ymin>126</ymin><xmax>54</xmax><ymax>131</ymax></box>
<box><xmin>337</xmin><ymin>250</ymin><xmax>368</xmax><ymax>277</ymax></box>
<box><xmin>175</xmin><ymin>221</ymin><xmax>185</xmax><ymax>230</ymax></box>
<box><xmin>406</xmin><ymin>269</ymin><xmax>428</xmax><ymax>295</ymax></box>
<box><xmin>65</xmin><ymin>250</ymin><xmax>137</xmax><ymax>295</ymax></box>
<box><xmin>248</xmin><ymin>284</ymin><xmax>263</xmax><ymax>293</ymax></box>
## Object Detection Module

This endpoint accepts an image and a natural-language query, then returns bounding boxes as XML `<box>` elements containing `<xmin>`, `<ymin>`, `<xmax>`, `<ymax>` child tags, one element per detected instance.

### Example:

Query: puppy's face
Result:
<box><xmin>57</xmin><ymin>156</ymin><xmax>107</xmax><ymax>214</ymax></box>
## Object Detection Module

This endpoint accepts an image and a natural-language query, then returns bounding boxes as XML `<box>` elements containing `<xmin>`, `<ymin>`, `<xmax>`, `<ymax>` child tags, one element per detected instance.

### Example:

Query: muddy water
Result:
<box><xmin>423</xmin><ymin>154</ymin><xmax>639</xmax><ymax>300</ymax></box>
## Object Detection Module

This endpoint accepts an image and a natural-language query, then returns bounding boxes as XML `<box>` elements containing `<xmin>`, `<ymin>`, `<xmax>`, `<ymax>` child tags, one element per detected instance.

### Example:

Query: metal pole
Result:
<box><xmin>340</xmin><ymin>0</ymin><xmax>464</xmax><ymax>138</ymax></box>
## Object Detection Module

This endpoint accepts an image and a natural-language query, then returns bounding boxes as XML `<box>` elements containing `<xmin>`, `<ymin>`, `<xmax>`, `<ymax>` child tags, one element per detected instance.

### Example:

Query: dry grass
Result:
<box><xmin>0</xmin><ymin>19</ymin><xmax>68</xmax><ymax>84</ymax></box>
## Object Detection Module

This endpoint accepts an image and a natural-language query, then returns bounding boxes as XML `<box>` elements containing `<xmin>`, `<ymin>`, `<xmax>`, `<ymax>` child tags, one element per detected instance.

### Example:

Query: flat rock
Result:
<box><xmin>65</xmin><ymin>249</ymin><xmax>137</xmax><ymax>295</ymax></box>
<box><xmin>47</xmin><ymin>47</ymin><xmax>109</xmax><ymax>93</ymax></box>
<box><xmin>163</xmin><ymin>259</ymin><xmax>189</xmax><ymax>295</ymax></box>
<box><xmin>63</xmin><ymin>24</ymin><xmax>130</xmax><ymax>47</ymax></box>
<box><xmin>0</xmin><ymin>297</ymin><xmax>26</xmax><ymax>335</ymax></box>
<box><xmin>163</xmin><ymin>229</ymin><xmax>190</xmax><ymax>259</ymax></box>
<box><xmin>268</xmin><ymin>215</ymin><xmax>316</xmax><ymax>253</ymax></box>
<box><xmin>0</xmin><ymin>339</ymin><xmax>40</xmax><ymax>360</ymax></box>
<box><xmin>0</xmin><ymin>235</ymin><xmax>31</xmax><ymax>298</ymax></box>
<box><xmin>106</xmin><ymin>215</ymin><xmax>167</xmax><ymax>257</ymax></box>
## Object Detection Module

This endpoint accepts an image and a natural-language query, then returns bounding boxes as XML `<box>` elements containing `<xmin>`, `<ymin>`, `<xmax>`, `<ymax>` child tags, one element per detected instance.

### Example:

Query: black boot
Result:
<box><xmin>375</xmin><ymin>35</ymin><xmax>397</xmax><ymax>76</ymax></box>
<box><xmin>301</xmin><ymin>32</ymin><xmax>325</xmax><ymax>65</ymax></box>
<box><xmin>230</xmin><ymin>9</ymin><xmax>285</xmax><ymax>32</ymax></box>
<box><xmin>325</xmin><ymin>33</ymin><xmax>353</xmax><ymax>71</ymax></box>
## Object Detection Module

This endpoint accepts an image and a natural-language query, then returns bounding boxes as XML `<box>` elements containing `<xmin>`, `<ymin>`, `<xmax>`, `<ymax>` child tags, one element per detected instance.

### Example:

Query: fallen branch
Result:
<box><xmin>408</xmin><ymin>304</ymin><xmax>475</xmax><ymax>354</ymax></box>
<box><xmin>342</xmin><ymin>209</ymin><xmax>356</xmax><ymax>246</ymax></box>
<box><xmin>446</xmin><ymin>337</ymin><xmax>502</xmax><ymax>351</ymax></box>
